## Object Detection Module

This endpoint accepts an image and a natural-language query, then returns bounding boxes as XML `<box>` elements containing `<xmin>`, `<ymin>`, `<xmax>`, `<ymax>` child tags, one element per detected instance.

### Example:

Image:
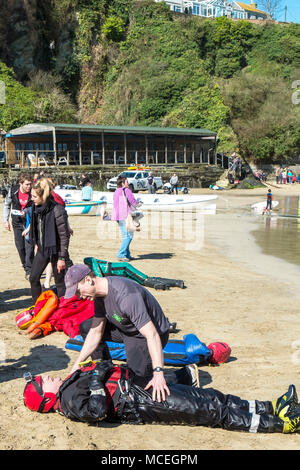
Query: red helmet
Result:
<box><xmin>23</xmin><ymin>373</ymin><xmax>58</xmax><ymax>413</ymax></box>
<box><xmin>207</xmin><ymin>342</ymin><xmax>231</xmax><ymax>365</ymax></box>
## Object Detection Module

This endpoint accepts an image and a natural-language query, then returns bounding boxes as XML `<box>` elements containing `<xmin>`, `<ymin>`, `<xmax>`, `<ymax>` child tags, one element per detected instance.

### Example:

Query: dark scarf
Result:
<box><xmin>30</xmin><ymin>197</ymin><xmax>58</xmax><ymax>258</ymax></box>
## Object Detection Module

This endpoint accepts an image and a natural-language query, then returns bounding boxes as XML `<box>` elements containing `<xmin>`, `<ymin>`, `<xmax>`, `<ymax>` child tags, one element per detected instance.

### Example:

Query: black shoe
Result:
<box><xmin>169</xmin><ymin>322</ymin><xmax>177</xmax><ymax>333</ymax></box>
<box><xmin>272</xmin><ymin>384</ymin><xmax>298</xmax><ymax>419</ymax></box>
<box><xmin>185</xmin><ymin>364</ymin><xmax>200</xmax><ymax>387</ymax></box>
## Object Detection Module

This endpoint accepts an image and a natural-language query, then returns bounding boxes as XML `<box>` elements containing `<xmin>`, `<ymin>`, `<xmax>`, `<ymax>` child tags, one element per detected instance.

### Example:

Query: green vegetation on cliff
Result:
<box><xmin>0</xmin><ymin>0</ymin><xmax>299</xmax><ymax>163</ymax></box>
<box><xmin>0</xmin><ymin>63</ymin><xmax>77</xmax><ymax>129</ymax></box>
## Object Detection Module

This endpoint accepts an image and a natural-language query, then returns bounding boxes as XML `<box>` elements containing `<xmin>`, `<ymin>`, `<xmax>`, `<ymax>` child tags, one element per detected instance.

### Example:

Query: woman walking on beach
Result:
<box><xmin>29</xmin><ymin>178</ymin><xmax>71</xmax><ymax>303</ymax></box>
<box><xmin>111</xmin><ymin>176</ymin><xmax>140</xmax><ymax>261</ymax></box>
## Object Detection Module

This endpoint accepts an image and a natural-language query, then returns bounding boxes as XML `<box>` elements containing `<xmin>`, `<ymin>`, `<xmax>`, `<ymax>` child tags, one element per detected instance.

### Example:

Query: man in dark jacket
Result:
<box><xmin>23</xmin><ymin>360</ymin><xmax>300</xmax><ymax>434</ymax></box>
<box><xmin>3</xmin><ymin>173</ymin><xmax>33</xmax><ymax>279</ymax></box>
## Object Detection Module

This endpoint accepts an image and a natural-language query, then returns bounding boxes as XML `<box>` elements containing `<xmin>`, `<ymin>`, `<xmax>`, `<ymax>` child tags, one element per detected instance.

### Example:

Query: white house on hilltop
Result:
<box><xmin>156</xmin><ymin>0</ymin><xmax>269</xmax><ymax>20</ymax></box>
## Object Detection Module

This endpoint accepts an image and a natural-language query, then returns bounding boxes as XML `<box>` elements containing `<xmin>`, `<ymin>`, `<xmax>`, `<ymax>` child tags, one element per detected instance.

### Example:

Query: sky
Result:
<box><xmin>256</xmin><ymin>0</ymin><xmax>300</xmax><ymax>23</ymax></box>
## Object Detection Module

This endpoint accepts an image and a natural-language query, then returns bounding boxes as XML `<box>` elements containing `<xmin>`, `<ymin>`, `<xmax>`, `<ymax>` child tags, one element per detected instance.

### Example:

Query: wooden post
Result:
<box><xmin>214</xmin><ymin>137</ymin><xmax>217</xmax><ymax>164</ymax></box>
<box><xmin>145</xmin><ymin>135</ymin><xmax>149</xmax><ymax>165</ymax></box>
<box><xmin>52</xmin><ymin>128</ymin><xmax>57</xmax><ymax>165</ymax></box>
<box><xmin>78</xmin><ymin>130</ymin><xmax>82</xmax><ymax>165</ymax></box>
<box><xmin>164</xmin><ymin>135</ymin><xmax>167</xmax><ymax>164</ymax></box>
<box><xmin>67</xmin><ymin>150</ymin><xmax>70</xmax><ymax>166</ymax></box>
<box><xmin>124</xmin><ymin>133</ymin><xmax>127</xmax><ymax>166</ymax></box>
<box><xmin>102</xmin><ymin>132</ymin><xmax>105</xmax><ymax>164</ymax></box>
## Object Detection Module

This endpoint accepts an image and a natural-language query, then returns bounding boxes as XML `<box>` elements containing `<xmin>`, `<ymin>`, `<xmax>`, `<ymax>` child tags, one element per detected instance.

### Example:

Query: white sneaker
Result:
<box><xmin>186</xmin><ymin>363</ymin><xmax>200</xmax><ymax>388</ymax></box>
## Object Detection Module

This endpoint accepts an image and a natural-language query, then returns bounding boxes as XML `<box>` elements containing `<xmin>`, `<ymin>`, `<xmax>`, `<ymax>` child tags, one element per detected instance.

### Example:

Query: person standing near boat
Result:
<box><xmin>147</xmin><ymin>172</ymin><xmax>156</xmax><ymax>194</ymax></box>
<box><xmin>111</xmin><ymin>176</ymin><xmax>140</xmax><ymax>262</ymax></box>
<box><xmin>79</xmin><ymin>173</ymin><xmax>91</xmax><ymax>188</ymax></box>
<box><xmin>81</xmin><ymin>182</ymin><xmax>93</xmax><ymax>201</ymax></box>
<box><xmin>170</xmin><ymin>173</ymin><xmax>179</xmax><ymax>195</ymax></box>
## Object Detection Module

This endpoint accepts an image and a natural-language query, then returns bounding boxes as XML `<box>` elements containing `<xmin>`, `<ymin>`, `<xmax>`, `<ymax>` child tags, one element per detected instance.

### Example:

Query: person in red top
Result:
<box><xmin>3</xmin><ymin>173</ymin><xmax>34</xmax><ymax>279</ymax></box>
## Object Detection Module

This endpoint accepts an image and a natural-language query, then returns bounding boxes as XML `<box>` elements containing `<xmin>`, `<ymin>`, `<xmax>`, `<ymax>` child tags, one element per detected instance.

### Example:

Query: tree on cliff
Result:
<box><xmin>258</xmin><ymin>0</ymin><xmax>282</xmax><ymax>19</ymax></box>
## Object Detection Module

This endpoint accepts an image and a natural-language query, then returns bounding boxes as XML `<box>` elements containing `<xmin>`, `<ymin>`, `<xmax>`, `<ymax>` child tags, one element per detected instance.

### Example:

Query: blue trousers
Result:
<box><xmin>117</xmin><ymin>220</ymin><xmax>133</xmax><ymax>259</ymax></box>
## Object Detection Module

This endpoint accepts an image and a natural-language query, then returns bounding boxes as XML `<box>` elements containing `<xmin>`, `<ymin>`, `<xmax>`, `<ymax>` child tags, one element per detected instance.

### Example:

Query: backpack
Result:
<box><xmin>58</xmin><ymin>363</ymin><xmax>130</xmax><ymax>418</ymax></box>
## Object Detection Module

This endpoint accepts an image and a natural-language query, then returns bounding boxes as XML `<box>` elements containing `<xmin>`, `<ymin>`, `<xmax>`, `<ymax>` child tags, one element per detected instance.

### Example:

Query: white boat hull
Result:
<box><xmin>56</xmin><ymin>189</ymin><xmax>217</xmax><ymax>213</ymax></box>
<box><xmin>65</xmin><ymin>200</ymin><xmax>104</xmax><ymax>215</ymax></box>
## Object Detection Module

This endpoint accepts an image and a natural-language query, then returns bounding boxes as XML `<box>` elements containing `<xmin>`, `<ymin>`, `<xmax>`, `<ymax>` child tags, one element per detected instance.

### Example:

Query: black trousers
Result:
<box><xmin>171</xmin><ymin>184</ymin><xmax>178</xmax><ymax>195</ymax></box>
<box><xmin>80</xmin><ymin>318</ymin><xmax>169</xmax><ymax>379</ymax></box>
<box><xmin>123</xmin><ymin>382</ymin><xmax>282</xmax><ymax>433</ymax></box>
<box><xmin>29</xmin><ymin>250</ymin><xmax>67</xmax><ymax>303</ymax></box>
<box><xmin>13</xmin><ymin>226</ymin><xmax>34</xmax><ymax>275</ymax></box>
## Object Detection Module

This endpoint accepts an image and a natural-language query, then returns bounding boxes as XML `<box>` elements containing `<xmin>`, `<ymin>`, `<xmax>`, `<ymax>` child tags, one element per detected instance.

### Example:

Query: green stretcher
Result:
<box><xmin>83</xmin><ymin>257</ymin><xmax>185</xmax><ymax>290</ymax></box>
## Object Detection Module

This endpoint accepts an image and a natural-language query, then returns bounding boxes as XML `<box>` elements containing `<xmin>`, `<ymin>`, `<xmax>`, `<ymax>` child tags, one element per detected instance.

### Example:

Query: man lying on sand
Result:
<box><xmin>23</xmin><ymin>359</ymin><xmax>300</xmax><ymax>434</ymax></box>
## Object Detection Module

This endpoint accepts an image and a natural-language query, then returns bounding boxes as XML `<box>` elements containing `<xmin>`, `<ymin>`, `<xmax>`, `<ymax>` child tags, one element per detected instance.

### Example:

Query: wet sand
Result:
<box><xmin>1</xmin><ymin>181</ymin><xmax>300</xmax><ymax>450</ymax></box>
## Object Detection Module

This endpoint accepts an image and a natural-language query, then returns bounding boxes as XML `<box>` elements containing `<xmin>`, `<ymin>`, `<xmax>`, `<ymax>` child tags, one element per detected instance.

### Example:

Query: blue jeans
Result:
<box><xmin>117</xmin><ymin>220</ymin><xmax>133</xmax><ymax>259</ymax></box>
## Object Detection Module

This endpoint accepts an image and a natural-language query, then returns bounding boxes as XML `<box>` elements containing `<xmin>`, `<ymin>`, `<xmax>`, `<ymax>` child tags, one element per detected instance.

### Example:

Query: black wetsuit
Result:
<box><xmin>56</xmin><ymin>361</ymin><xmax>284</xmax><ymax>433</ymax></box>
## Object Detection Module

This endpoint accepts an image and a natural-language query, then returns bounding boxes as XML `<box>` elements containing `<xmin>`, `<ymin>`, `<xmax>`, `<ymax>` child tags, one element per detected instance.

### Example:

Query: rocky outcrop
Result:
<box><xmin>0</xmin><ymin>0</ymin><xmax>52</xmax><ymax>79</ymax></box>
<box><xmin>0</xmin><ymin>0</ymin><xmax>76</xmax><ymax>81</ymax></box>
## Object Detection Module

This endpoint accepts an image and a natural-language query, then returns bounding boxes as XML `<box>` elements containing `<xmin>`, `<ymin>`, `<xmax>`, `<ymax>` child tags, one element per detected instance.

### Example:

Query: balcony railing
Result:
<box><xmin>3</xmin><ymin>148</ymin><xmax>227</xmax><ymax>168</ymax></box>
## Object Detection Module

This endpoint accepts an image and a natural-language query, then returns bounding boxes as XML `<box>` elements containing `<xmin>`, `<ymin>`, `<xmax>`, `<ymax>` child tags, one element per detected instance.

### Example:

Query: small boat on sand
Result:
<box><xmin>56</xmin><ymin>188</ymin><xmax>217</xmax><ymax>213</ymax></box>
<box><xmin>65</xmin><ymin>200</ymin><xmax>105</xmax><ymax>216</ymax></box>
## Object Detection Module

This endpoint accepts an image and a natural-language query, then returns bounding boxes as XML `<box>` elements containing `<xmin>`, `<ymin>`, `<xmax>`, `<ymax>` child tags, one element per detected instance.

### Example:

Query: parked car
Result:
<box><xmin>107</xmin><ymin>169</ymin><xmax>163</xmax><ymax>193</ymax></box>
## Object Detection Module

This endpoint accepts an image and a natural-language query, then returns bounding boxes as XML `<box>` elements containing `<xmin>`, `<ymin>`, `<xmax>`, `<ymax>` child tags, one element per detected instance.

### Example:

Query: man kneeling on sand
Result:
<box><xmin>23</xmin><ymin>360</ymin><xmax>300</xmax><ymax>433</ymax></box>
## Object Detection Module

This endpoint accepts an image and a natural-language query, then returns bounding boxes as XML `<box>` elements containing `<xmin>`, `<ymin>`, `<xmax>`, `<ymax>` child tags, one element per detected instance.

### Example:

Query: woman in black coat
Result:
<box><xmin>29</xmin><ymin>178</ymin><xmax>71</xmax><ymax>302</ymax></box>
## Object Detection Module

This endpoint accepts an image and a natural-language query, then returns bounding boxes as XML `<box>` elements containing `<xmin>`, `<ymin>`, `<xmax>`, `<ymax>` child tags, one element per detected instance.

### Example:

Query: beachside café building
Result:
<box><xmin>4</xmin><ymin>123</ymin><xmax>218</xmax><ymax>167</ymax></box>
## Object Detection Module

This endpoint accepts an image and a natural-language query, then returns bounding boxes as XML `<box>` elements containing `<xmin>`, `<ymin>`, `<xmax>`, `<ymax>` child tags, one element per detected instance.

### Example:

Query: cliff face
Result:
<box><xmin>0</xmin><ymin>0</ymin><xmax>75</xmax><ymax>80</ymax></box>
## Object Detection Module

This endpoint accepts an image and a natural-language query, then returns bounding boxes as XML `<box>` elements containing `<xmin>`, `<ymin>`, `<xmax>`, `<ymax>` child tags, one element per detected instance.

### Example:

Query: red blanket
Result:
<box><xmin>48</xmin><ymin>295</ymin><xmax>94</xmax><ymax>338</ymax></box>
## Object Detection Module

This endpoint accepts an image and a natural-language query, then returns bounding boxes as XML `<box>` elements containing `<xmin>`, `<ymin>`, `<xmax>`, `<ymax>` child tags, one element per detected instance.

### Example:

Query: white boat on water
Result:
<box><xmin>55</xmin><ymin>188</ymin><xmax>217</xmax><ymax>213</ymax></box>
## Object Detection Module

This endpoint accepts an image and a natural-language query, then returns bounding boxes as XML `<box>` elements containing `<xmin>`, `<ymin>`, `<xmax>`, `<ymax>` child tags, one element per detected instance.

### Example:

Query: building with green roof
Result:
<box><xmin>4</xmin><ymin>123</ymin><xmax>218</xmax><ymax>167</ymax></box>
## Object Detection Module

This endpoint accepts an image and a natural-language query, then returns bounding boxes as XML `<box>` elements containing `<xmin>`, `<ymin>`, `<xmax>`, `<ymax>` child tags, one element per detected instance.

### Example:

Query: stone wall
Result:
<box><xmin>249</xmin><ymin>162</ymin><xmax>300</xmax><ymax>179</ymax></box>
<box><xmin>0</xmin><ymin>164</ymin><xmax>225</xmax><ymax>190</ymax></box>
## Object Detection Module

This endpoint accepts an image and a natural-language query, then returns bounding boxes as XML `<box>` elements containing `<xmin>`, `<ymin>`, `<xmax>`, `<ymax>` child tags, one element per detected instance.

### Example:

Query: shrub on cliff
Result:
<box><xmin>0</xmin><ymin>62</ymin><xmax>77</xmax><ymax>130</ymax></box>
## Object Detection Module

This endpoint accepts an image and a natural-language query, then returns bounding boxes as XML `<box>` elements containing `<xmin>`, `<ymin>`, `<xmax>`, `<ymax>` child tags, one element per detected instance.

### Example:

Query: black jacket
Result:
<box><xmin>30</xmin><ymin>198</ymin><xmax>70</xmax><ymax>259</ymax></box>
<box><xmin>4</xmin><ymin>184</ymin><xmax>32</xmax><ymax>229</ymax></box>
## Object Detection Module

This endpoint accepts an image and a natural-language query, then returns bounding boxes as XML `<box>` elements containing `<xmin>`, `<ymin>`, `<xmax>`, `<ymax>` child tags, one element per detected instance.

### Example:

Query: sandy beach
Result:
<box><xmin>1</xmin><ymin>180</ymin><xmax>300</xmax><ymax>451</ymax></box>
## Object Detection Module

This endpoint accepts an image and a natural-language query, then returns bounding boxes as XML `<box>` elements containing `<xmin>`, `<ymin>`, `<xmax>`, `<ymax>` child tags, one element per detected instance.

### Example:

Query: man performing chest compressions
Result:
<box><xmin>64</xmin><ymin>264</ymin><xmax>171</xmax><ymax>402</ymax></box>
